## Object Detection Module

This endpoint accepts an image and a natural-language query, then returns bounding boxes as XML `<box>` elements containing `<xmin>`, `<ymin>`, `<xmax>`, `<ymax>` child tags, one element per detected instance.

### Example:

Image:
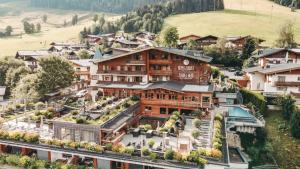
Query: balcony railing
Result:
<box><xmin>126</xmin><ymin>60</ymin><xmax>146</xmax><ymax>65</ymax></box>
<box><xmin>97</xmin><ymin>70</ymin><xmax>146</xmax><ymax>75</ymax></box>
<box><xmin>149</xmin><ymin>70</ymin><xmax>172</xmax><ymax>76</ymax></box>
<box><xmin>274</xmin><ymin>81</ymin><xmax>300</xmax><ymax>86</ymax></box>
<box><xmin>149</xmin><ymin>59</ymin><xmax>172</xmax><ymax>65</ymax></box>
<box><xmin>141</xmin><ymin>100</ymin><xmax>211</xmax><ymax>108</ymax></box>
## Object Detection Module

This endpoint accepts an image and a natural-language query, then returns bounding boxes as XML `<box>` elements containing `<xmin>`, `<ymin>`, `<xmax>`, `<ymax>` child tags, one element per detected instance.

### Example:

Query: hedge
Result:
<box><xmin>240</xmin><ymin>88</ymin><xmax>267</xmax><ymax>115</ymax></box>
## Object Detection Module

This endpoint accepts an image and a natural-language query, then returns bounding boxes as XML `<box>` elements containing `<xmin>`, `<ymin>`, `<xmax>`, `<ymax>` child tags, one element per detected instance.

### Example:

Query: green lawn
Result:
<box><xmin>265</xmin><ymin>111</ymin><xmax>300</xmax><ymax>168</ymax></box>
<box><xmin>163</xmin><ymin>0</ymin><xmax>300</xmax><ymax>45</ymax></box>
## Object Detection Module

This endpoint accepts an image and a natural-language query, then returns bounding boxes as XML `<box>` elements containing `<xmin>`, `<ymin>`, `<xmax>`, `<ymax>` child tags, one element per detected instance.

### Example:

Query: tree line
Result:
<box><xmin>29</xmin><ymin>0</ymin><xmax>166</xmax><ymax>14</ymax></box>
<box><xmin>80</xmin><ymin>0</ymin><xmax>224</xmax><ymax>37</ymax></box>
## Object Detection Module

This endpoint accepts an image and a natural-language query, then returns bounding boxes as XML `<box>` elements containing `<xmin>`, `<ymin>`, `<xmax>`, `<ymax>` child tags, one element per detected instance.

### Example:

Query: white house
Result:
<box><xmin>0</xmin><ymin>86</ymin><xmax>6</xmax><ymax>102</ymax></box>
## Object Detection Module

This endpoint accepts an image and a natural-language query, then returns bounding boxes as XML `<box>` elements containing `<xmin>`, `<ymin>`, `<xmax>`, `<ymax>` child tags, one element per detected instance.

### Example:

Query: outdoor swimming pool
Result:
<box><xmin>228</xmin><ymin>106</ymin><xmax>253</xmax><ymax>118</ymax></box>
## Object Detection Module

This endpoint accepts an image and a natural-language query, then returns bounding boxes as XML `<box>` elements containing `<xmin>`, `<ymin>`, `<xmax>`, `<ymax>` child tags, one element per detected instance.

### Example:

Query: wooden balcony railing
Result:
<box><xmin>126</xmin><ymin>60</ymin><xmax>146</xmax><ymax>65</ymax></box>
<box><xmin>274</xmin><ymin>81</ymin><xmax>300</xmax><ymax>86</ymax></box>
<box><xmin>149</xmin><ymin>59</ymin><xmax>172</xmax><ymax>65</ymax></box>
<box><xmin>141</xmin><ymin>100</ymin><xmax>211</xmax><ymax>108</ymax></box>
<box><xmin>149</xmin><ymin>70</ymin><xmax>172</xmax><ymax>76</ymax></box>
<box><xmin>97</xmin><ymin>70</ymin><xmax>146</xmax><ymax>75</ymax></box>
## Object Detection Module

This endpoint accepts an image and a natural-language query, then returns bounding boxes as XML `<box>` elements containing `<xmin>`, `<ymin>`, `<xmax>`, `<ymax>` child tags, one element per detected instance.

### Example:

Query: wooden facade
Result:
<box><xmin>93</xmin><ymin>48</ymin><xmax>213</xmax><ymax>117</ymax></box>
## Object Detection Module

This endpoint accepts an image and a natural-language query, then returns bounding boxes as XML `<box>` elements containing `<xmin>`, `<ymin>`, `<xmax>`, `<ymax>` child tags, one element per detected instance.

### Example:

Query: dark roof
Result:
<box><xmin>93</xmin><ymin>47</ymin><xmax>212</xmax><ymax>63</ymax></box>
<box><xmin>145</xmin><ymin>81</ymin><xmax>213</xmax><ymax>93</ymax></box>
<box><xmin>116</xmin><ymin>39</ymin><xmax>141</xmax><ymax>45</ymax></box>
<box><xmin>245</xmin><ymin>63</ymin><xmax>300</xmax><ymax>74</ymax></box>
<box><xmin>255</xmin><ymin>48</ymin><xmax>286</xmax><ymax>58</ymax></box>
<box><xmin>197</xmin><ymin>35</ymin><xmax>219</xmax><ymax>40</ymax></box>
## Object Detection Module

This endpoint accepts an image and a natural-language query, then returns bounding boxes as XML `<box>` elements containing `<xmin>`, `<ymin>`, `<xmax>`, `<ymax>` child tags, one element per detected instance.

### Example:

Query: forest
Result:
<box><xmin>270</xmin><ymin>0</ymin><xmax>300</xmax><ymax>8</ymax></box>
<box><xmin>80</xmin><ymin>0</ymin><xmax>224</xmax><ymax>36</ymax></box>
<box><xmin>29</xmin><ymin>0</ymin><xmax>167</xmax><ymax>13</ymax></box>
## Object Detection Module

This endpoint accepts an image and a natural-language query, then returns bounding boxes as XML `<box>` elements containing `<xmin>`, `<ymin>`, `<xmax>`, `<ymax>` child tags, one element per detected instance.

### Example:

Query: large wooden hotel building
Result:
<box><xmin>90</xmin><ymin>47</ymin><xmax>213</xmax><ymax>117</ymax></box>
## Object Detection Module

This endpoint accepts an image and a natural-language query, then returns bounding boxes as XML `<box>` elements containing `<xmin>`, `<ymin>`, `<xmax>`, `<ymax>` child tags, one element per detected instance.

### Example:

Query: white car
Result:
<box><xmin>76</xmin><ymin>90</ymin><xmax>88</xmax><ymax>98</ymax></box>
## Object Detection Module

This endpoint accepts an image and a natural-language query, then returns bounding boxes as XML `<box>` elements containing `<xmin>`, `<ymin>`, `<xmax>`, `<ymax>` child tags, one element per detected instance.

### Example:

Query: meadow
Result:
<box><xmin>164</xmin><ymin>0</ymin><xmax>300</xmax><ymax>45</ymax></box>
<box><xmin>0</xmin><ymin>0</ymin><xmax>120</xmax><ymax>57</ymax></box>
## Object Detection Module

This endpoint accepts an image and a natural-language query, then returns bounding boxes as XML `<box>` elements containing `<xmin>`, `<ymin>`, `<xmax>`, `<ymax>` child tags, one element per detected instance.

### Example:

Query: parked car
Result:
<box><xmin>234</xmin><ymin>71</ymin><xmax>244</xmax><ymax>76</ymax></box>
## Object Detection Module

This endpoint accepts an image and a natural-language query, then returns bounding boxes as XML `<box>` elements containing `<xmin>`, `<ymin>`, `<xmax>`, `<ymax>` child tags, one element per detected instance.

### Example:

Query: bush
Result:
<box><xmin>149</xmin><ymin>152</ymin><xmax>157</xmax><ymax>161</ymax></box>
<box><xmin>19</xmin><ymin>156</ymin><xmax>32</xmax><ymax>167</ymax></box>
<box><xmin>164</xmin><ymin>149</ymin><xmax>175</xmax><ymax>160</ymax></box>
<box><xmin>144</xmin><ymin>124</ymin><xmax>152</xmax><ymax>131</ymax></box>
<box><xmin>192</xmin><ymin>130</ymin><xmax>201</xmax><ymax>139</ymax></box>
<box><xmin>290</xmin><ymin>109</ymin><xmax>300</xmax><ymax>139</ymax></box>
<box><xmin>211</xmin><ymin>149</ymin><xmax>222</xmax><ymax>158</ymax></box>
<box><xmin>112</xmin><ymin>144</ymin><xmax>123</xmax><ymax>153</ymax></box>
<box><xmin>8</xmin><ymin>131</ymin><xmax>24</xmax><ymax>141</ymax></box>
<box><xmin>198</xmin><ymin>157</ymin><xmax>208</xmax><ymax>165</ymax></box>
<box><xmin>148</xmin><ymin>139</ymin><xmax>155</xmax><ymax>148</ymax></box>
<box><xmin>76</xmin><ymin>117</ymin><xmax>86</xmax><ymax>124</ymax></box>
<box><xmin>193</xmin><ymin>119</ymin><xmax>201</xmax><ymax>128</ymax></box>
<box><xmin>141</xmin><ymin>147</ymin><xmax>150</xmax><ymax>156</ymax></box>
<box><xmin>214</xmin><ymin>113</ymin><xmax>223</xmax><ymax>121</ymax></box>
<box><xmin>240</xmin><ymin>88</ymin><xmax>267</xmax><ymax>115</ymax></box>
<box><xmin>124</xmin><ymin>147</ymin><xmax>134</xmax><ymax>155</ymax></box>
<box><xmin>174</xmin><ymin>152</ymin><xmax>183</xmax><ymax>161</ymax></box>
<box><xmin>105</xmin><ymin>143</ymin><xmax>113</xmax><ymax>151</ymax></box>
<box><xmin>24</xmin><ymin>133</ymin><xmax>39</xmax><ymax>143</ymax></box>
<box><xmin>6</xmin><ymin>154</ymin><xmax>19</xmax><ymax>166</ymax></box>
<box><xmin>0</xmin><ymin>130</ymin><xmax>8</xmax><ymax>139</ymax></box>
<box><xmin>187</xmin><ymin>151</ymin><xmax>198</xmax><ymax>162</ymax></box>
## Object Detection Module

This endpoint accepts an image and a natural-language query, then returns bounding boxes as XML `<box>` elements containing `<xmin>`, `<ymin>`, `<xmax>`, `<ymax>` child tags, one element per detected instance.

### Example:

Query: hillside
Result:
<box><xmin>163</xmin><ymin>0</ymin><xmax>300</xmax><ymax>45</ymax></box>
<box><xmin>0</xmin><ymin>1</ymin><xmax>120</xmax><ymax>57</ymax></box>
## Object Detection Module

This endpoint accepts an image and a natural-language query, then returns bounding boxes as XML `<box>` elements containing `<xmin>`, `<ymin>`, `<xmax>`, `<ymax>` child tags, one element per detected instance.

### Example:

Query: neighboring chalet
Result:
<box><xmin>133</xmin><ymin>31</ymin><xmax>156</xmax><ymax>41</ymax></box>
<box><xmin>69</xmin><ymin>59</ymin><xmax>93</xmax><ymax>91</ymax></box>
<box><xmin>90</xmin><ymin>47</ymin><xmax>213</xmax><ymax>117</ymax></box>
<box><xmin>114</xmin><ymin>39</ymin><xmax>142</xmax><ymax>49</ymax></box>
<box><xmin>15</xmin><ymin>50</ymin><xmax>50</xmax><ymax>71</ymax></box>
<box><xmin>86</xmin><ymin>33</ymin><xmax>115</xmax><ymax>45</ymax></box>
<box><xmin>179</xmin><ymin>34</ymin><xmax>265</xmax><ymax>50</ymax></box>
<box><xmin>245</xmin><ymin>64</ymin><xmax>300</xmax><ymax>102</ymax></box>
<box><xmin>255</xmin><ymin>48</ymin><xmax>300</xmax><ymax>68</ymax></box>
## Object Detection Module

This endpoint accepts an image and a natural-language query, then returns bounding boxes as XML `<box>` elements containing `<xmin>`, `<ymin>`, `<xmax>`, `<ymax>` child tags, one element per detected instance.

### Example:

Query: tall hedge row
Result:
<box><xmin>240</xmin><ymin>88</ymin><xmax>267</xmax><ymax>115</ymax></box>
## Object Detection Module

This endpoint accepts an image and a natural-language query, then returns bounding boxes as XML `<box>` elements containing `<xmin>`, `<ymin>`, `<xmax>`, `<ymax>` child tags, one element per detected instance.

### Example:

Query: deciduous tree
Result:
<box><xmin>163</xmin><ymin>27</ymin><xmax>179</xmax><ymax>48</ymax></box>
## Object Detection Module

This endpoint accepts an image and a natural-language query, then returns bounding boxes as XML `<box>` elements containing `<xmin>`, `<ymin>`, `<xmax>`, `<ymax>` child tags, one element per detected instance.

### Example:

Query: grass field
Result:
<box><xmin>0</xmin><ymin>0</ymin><xmax>120</xmax><ymax>57</ymax></box>
<box><xmin>265</xmin><ymin>111</ymin><xmax>300</xmax><ymax>168</ymax></box>
<box><xmin>164</xmin><ymin>0</ymin><xmax>300</xmax><ymax>45</ymax></box>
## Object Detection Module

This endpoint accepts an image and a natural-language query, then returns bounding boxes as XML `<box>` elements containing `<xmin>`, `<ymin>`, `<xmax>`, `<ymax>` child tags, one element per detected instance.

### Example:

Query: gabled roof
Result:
<box><xmin>255</xmin><ymin>48</ymin><xmax>300</xmax><ymax>58</ymax></box>
<box><xmin>245</xmin><ymin>63</ymin><xmax>300</xmax><ymax>74</ymax></box>
<box><xmin>92</xmin><ymin>47</ymin><xmax>212</xmax><ymax>63</ymax></box>
<box><xmin>116</xmin><ymin>39</ymin><xmax>141</xmax><ymax>45</ymax></box>
<box><xmin>197</xmin><ymin>35</ymin><xmax>219</xmax><ymax>41</ymax></box>
<box><xmin>16</xmin><ymin>50</ymin><xmax>49</xmax><ymax>57</ymax></box>
<box><xmin>145</xmin><ymin>81</ymin><xmax>213</xmax><ymax>93</ymax></box>
<box><xmin>179</xmin><ymin>34</ymin><xmax>201</xmax><ymax>41</ymax></box>
<box><xmin>70</xmin><ymin>59</ymin><xmax>93</xmax><ymax>67</ymax></box>
<box><xmin>0</xmin><ymin>86</ymin><xmax>6</xmax><ymax>96</ymax></box>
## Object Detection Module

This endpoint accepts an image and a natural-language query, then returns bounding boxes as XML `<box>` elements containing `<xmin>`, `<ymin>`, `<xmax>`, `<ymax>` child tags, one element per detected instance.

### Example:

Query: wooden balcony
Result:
<box><xmin>274</xmin><ymin>81</ymin><xmax>300</xmax><ymax>86</ymax></box>
<box><xmin>97</xmin><ymin>70</ymin><xmax>146</xmax><ymax>75</ymax></box>
<box><xmin>97</xmin><ymin>81</ymin><xmax>140</xmax><ymax>85</ymax></box>
<box><xmin>149</xmin><ymin>70</ymin><xmax>172</xmax><ymax>76</ymax></box>
<box><xmin>291</xmin><ymin>92</ymin><xmax>300</xmax><ymax>97</ymax></box>
<box><xmin>126</xmin><ymin>60</ymin><xmax>146</xmax><ymax>65</ymax></box>
<box><xmin>149</xmin><ymin>59</ymin><xmax>172</xmax><ymax>65</ymax></box>
<box><xmin>141</xmin><ymin>100</ymin><xmax>211</xmax><ymax>108</ymax></box>
<box><xmin>75</xmin><ymin>71</ymin><xmax>90</xmax><ymax>75</ymax></box>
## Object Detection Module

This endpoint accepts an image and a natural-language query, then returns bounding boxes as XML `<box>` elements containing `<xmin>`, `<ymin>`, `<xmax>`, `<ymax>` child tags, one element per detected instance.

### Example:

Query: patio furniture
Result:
<box><xmin>146</xmin><ymin>130</ymin><xmax>153</xmax><ymax>138</ymax></box>
<box><xmin>132</xmin><ymin>128</ymin><xmax>140</xmax><ymax>137</ymax></box>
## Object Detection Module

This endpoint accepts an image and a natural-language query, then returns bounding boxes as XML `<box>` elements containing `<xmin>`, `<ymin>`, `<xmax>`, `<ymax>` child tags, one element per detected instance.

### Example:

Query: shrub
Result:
<box><xmin>192</xmin><ymin>130</ymin><xmax>200</xmax><ymax>139</ymax></box>
<box><xmin>112</xmin><ymin>144</ymin><xmax>123</xmax><ymax>153</ymax></box>
<box><xmin>123</xmin><ymin>102</ymin><xmax>130</xmax><ymax>108</ymax></box>
<box><xmin>170</xmin><ymin>115</ymin><xmax>178</xmax><ymax>121</ymax></box>
<box><xmin>8</xmin><ymin>131</ymin><xmax>23</xmax><ymax>141</ymax></box>
<box><xmin>148</xmin><ymin>139</ymin><xmax>155</xmax><ymax>148</ymax></box>
<box><xmin>6</xmin><ymin>154</ymin><xmax>19</xmax><ymax>166</ymax></box>
<box><xmin>52</xmin><ymin>139</ymin><xmax>64</xmax><ymax>147</ymax></box>
<box><xmin>187</xmin><ymin>151</ymin><xmax>198</xmax><ymax>162</ymax></box>
<box><xmin>198</xmin><ymin>157</ymin><xmax>208</xmax><ymax>165</ymax></box>
<box><xmin>213</xmin><ymin>142</ymin><xmax>222</xmax><ymax>149</ymax></box>
<box><xmin>174</xmin><ymin>152</ymin><xmax>183</xmax><ymax>161</ymax></box>
<box><xmin>19</xmin><ymin>156</ymin><xmax>32</xmax><ymax>167</ymax></box>
<box><xmin>214</xmin><ymin>113</ymin><xmax>223</xmax><ymax>121</ymax></box>
<box><xmin>144</xmin><ymin>124</ymin><xmax>152</xmax><ymax>131</ymax></box>
<box><xmin>0</xmin><ymin>130</ymin><xmax>8</xmax><ymax>139</ymax></box>
<box><xmin>105</xmin><ymin>143</ymin><xmax>113</xmax><ymax>151</ymax></box>
<box><xmin>68</xmin><ymin>142</ymin><xmax>79</xmax><ymax>149</ymax></box>
<box><xmin>76</xmin><ymin>117</ymin><xmax>86</xmax><ymax>124</ymax></box>
<box><xmin>149</xmin><ymin>152</ymin><xmax>157</xmax><ymax>161</ymax></box>
<box><xmin>23</xmin><ymin>133</ymin><xmax>39</xmax><ymax>143</ymax></box>
<box><xmin>197</xmin><ymin>148</ymin><xmax>206</xmax><ymax>156</ymax></box>
<box><xmin>240</xmin><ymin>88</ymin><xmax>267</xmax><ymax>115</ymax></box>
<box><xmin>124</xmin><ymin>147</ymin><xmax>134</xmax><ymax>155</ymax></box>
<box><xmin>141</xmin><ymin>147</ymin><xmax>150</xmax><ymax>156</ymax></box>
<box><xmin>172</xmin><ymin>111</ymin><xmax>180</xmax><ymax>117</ymax></box>
<box><xmin>211</xmin><ymin>149</ymin><xmax>222</xmax><ymax>158</ymax></box>
<box><xmin>164</xmin><ymin>149</ymin><xmax>175</xmax><ymax>160</ymax></box>
<box><xmin>193</xmin><ymin>119</ymin><xmax>202</xmax><ymax>129</ymax></box>
<box><xmin>290</xmin><ymin>109</ymin><xmax>300</xmax><ymax>139</ymax></box>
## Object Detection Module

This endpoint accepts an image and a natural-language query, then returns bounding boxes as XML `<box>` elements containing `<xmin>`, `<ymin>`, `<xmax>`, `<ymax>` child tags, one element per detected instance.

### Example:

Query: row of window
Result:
<box><xmin>102</xmin><ymin>65</ymin><xmax>145</xmax><ymax>72</ymax></box>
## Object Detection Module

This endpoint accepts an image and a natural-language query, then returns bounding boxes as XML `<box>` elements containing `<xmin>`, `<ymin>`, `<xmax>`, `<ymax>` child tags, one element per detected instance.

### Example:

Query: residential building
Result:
<box><xmin>70</xmin><ymin>59</ymin><xmax>93</xmax><ymax>91</ymax></box>
<box><xmin>15</xmin><ymin>50</ymin><xmax>50</xmax><ymax>71</ymax></box>
<box><xmin>90</xmin><ymin>47</ymin><xmax>214</xmax><ymax>117</ymax></box>
<box><xmin>255</xmin><ymin>48</ymin><xmax>300</xmax><ymax>68</ymax></box>
<box><xmin>245</xmin><ymin>63</ymin><xmax>300</xmax><ymax>100</ymax></box>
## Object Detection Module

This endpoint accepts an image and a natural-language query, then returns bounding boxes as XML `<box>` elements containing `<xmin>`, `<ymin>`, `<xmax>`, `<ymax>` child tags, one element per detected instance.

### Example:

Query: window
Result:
<box><xmin>278</xmin><ymin>76</ymin><xmax>286</xmax><ymax>82</ymax></box>
<box><xmin>298</xmin><ymin>77</ymin><xmax>300</xmax><ymax>81</ymax></box>
<box><xmin>145</xmin><ymin>106</ymin><xmax>152</xmax><ymax>111</ymax></box>
<box><xmin>277</xmin><ymin>86</ymin><xmax>287</xmax><ymax>91</ymax></box>
<box><xmin>91</xmin><ymin>75</ymin><xmax>99</xmax><ymax>80</ymax></box>
<box><xmin>202</xmin><ymin>96</ymin><xmax>210</xmax><ymax>102</ymax></box>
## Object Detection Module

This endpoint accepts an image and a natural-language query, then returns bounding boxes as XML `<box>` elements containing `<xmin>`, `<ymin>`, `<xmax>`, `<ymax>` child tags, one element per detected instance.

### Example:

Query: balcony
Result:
<box><xmin>75</xmin><ymin>71</ymin><xmax>90</xmax><ymax>75</ymax></box>
<box><xmin>149</xmin><ymin>69</ymin><xmax>172</xmax><ymax>76</ymax></box>
<box><xmin>274</xmin><ymin>81</ymin><xmax>300</xmax><ymax>86</ymax></box>
<box><xmin>141</xmin><ymin>100</ymin><xmax>211</xmax><ymax>108</ymax></box>
<box><xmin>126</xmin><ymin>60</ymin><xmax>146</xmax><ymax>65</ymax></box>
<box><xmin>149</xmin><ymin>59</ymin><xmax>172</xmax><ymax>65</ymax></box>
<box><xmin>97</xmin><ymin>80</ymin><xmax>141</xmax><ymax>85</ymax></box>
<box><xmin>97</xmin><ymin>70</ymin><xmax>146</xmax><ymax>75</ymax></box>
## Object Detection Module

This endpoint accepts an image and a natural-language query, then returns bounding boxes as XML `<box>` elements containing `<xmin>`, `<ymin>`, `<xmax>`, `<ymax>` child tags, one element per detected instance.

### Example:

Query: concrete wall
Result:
<box><xmin>247</xmin><ymin>72</ymin><xmax>265</xmax><ymax>91</ymax></box>
<box><xmin>97</xmin><ymin>159</ymin><xmax>110</xmax><ymax>169</ymax></box>
<box><xmin>37</xmin><ymin>150</ymin><xmax>48</xmax><ymax>161</ymax></box>
<box><xmin>50</xmin><ymin>152</ymin><xmax>64</xmax><ymax>162</ymax></box>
